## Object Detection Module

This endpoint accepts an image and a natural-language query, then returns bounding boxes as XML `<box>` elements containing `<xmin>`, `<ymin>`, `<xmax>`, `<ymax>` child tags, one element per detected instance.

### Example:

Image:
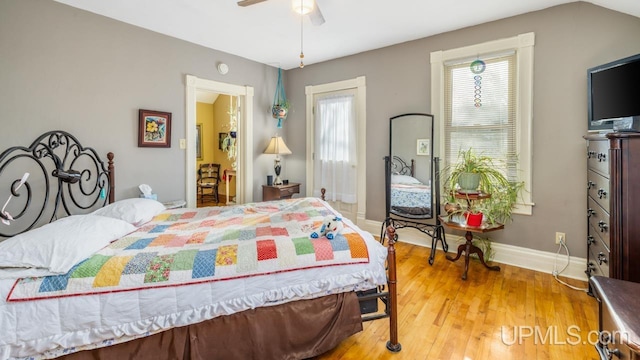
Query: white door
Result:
<box><xmin>305</xmin><ymin>77</ymin><xmax>367</xmax><ymax>225</ymax></box>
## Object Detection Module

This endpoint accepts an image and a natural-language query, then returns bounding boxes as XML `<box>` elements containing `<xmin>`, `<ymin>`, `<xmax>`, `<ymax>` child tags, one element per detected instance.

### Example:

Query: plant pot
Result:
<box><xmin>271</xmin><ymin>105</ymin><xmax>288</xmax><ymax>120</ymax></box>
<box><xmin>465</xmin><ymin>211</ymin><xmax>483</xmax><ymax>227</ymax></box>
<box><xmin>458</xmin><ymin>172</ymin><xmax>480</xmax><ymax>192</ymax></box>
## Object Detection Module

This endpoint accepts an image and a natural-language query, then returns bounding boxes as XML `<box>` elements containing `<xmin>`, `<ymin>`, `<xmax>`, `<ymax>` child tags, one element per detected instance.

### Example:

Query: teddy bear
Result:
<box><xmin>310</xmin><ymin>215</ymin><xmax>344</xmax><ymax>240</ymax></box>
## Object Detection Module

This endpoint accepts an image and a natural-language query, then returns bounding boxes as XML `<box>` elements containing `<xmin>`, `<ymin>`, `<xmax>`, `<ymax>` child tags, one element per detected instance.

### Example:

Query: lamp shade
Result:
<box><xmin>263</xmin><ymin>136</ymin><xmax>292</xmax><ymax>155</ymax></box>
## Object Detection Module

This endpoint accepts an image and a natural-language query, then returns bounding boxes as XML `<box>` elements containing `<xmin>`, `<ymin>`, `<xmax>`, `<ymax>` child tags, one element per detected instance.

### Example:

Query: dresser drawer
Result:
<box><xmin>280</xmin><ymin>184</ymin><xmax>299</xmax><ymax>197</ymax></box>
<box><xmin>587</xmin><ymin>139</ymin><xmax>609</xmax><ymax>177</ymax></box>
<box><xmin>588</xmin><ymin>233</ymin><xmax>610</xmax><ymax>277</ymax></box>
<box><xmin>588</xmin><ymin>169</ymin><xmax>610</xmax><ymax>212</ymax></box>
<box><xmin>588</xmin><ymin>197</ymin><xmax>610</xmax><ymax>249</ymax></box>
<box><xmin>599</xmin><ymin>302</ymin><xmax>638</xmax><ymax>360</ymax></box>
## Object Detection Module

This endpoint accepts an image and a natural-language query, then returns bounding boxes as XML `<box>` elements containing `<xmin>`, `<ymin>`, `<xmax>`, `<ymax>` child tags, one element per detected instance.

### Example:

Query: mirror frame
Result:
<box><xmin>385</xmin><ymin>113</ymin><xmax>435</xmax><ymax>220</ymax></box>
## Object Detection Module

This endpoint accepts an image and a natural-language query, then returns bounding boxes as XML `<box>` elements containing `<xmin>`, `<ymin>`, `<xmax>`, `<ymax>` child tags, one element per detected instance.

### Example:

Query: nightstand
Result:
<box><xmin>162</xmin><ymin>200</ymin><xmax>186</xmax><ymax>209</ymax></box>
<box><xmin>262</xmin><ymin>183</ymin><xmax>300</xmax><ymax>201</ymax></box>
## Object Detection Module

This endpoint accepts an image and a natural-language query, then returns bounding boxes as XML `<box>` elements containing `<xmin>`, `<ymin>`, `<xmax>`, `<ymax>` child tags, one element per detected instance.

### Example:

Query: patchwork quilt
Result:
<box><xmin>7</xmin><ymin>198</ymin><xmax>370</xmax><ymax>302</ymax></box>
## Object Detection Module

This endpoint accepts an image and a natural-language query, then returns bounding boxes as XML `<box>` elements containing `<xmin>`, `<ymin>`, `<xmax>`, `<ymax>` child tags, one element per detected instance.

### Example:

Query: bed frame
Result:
<box><xmin>0</xmin><ymin>131</ymin><xmax>401</xmax><ymax>358</ymax></box>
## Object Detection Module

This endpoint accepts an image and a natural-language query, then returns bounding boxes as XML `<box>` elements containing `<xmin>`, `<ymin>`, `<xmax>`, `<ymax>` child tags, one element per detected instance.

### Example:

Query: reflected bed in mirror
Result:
<box><xmin>390</xmin><ymin>156</ymin><xmax>431</xmax><ymax>218</ymax></box>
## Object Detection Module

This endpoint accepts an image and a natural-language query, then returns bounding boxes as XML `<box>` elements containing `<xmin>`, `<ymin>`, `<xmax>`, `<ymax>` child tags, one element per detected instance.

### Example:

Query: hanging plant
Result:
<box><xmin>271</xmin><ymin>68</ymin><xmax>289</xmax><ymax>128</ymax></box>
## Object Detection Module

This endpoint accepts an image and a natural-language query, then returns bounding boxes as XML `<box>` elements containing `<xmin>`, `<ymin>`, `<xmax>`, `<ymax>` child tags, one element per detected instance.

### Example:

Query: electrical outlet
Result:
<box><xmin>555</xmin><ymin>232</ymin><xmax>565</xmax><ymax>244</ymax></box>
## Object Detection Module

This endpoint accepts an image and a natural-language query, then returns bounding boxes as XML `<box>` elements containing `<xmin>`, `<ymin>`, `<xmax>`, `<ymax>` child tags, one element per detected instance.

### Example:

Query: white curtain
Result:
<box><xmin>313</xmin><ymin>93</ymin><xmax>357</xmax><ymax>203</ymax></box>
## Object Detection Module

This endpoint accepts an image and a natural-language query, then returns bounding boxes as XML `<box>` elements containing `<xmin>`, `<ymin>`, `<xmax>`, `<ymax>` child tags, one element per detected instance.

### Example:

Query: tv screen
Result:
<box><xmin>588</xmin><ymin>53</ymin><xmax>640</xmax><ymax>131</ymax></box>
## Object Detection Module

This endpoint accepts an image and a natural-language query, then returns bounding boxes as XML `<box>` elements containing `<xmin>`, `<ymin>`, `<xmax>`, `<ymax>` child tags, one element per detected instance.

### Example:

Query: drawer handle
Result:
<box><xmin>599</xmin><ymin>333</ymin><xmax>621</xmax><ymax>359</ymax></box>
<box><xmin>597</xmin><ymin>152</ymin><xmax>607</xmax><ymax>162</ymax></box>
<box><xmin>587</xmin><ymin>150</ymin><xmax>596</xmax><ymax>159</ymax></box>
<box><xmin>597</xmin><ymin>188</ymin><xmax>608</xmax><ymax>199</ymax></box>
<box><xmin>586</xmin><ymin>262</ymin><xmax>596</xmax><ymax>276</ymax></box>
<box><xmin>598</xmin><ymin>252</ymin><xmax>608</xmax><ymax>265</ymax></box>
<box><xmin>598</xmin><ymin>221</ymin><xmax>608</xmax><ymax>232</ymax></box>
<box><xmin>587</xmin><ymin>235</ymin><xmax>595</xmax><ymax>246</ymax></box>
<box><xmin>587</xmin><ymin>208</ymin><xmax>595</xmax><ymax>217</ymax></box>
<box><xmin>587</xmin><ymin>181</ymin><xmax>595</xmax><ymax>190</ymax></box>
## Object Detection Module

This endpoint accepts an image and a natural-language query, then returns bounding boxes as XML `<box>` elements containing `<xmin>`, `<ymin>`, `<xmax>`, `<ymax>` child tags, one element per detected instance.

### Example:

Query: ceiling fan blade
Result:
<box><xmin>237</xmin><ymin>0</ymin><xmax>268</xmax><ymax>7</ymax></box>
<box><xmin>309</xmin><ymin>1</ymin><xmax>325</xmax><ymax>26</ymax></box>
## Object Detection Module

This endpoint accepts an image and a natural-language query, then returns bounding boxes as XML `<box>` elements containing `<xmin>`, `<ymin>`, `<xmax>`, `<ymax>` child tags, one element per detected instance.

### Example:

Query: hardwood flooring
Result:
<box><xmin>317</xmin><ymin>241</ymin><xmax>599</xmax><ymax>360</ymax></box>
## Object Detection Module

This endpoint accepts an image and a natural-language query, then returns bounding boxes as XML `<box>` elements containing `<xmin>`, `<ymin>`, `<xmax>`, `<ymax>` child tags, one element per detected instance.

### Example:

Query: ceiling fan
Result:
<box><xmin>237</xmin><ymin>0</ymin><xmax>326</xmax><ymax>26</ymax></box>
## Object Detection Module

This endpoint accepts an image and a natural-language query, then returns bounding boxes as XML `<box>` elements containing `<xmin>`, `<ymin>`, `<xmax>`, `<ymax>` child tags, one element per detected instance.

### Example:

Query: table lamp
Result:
<box><xmin>263</xmin><ymin>136</ymin><xmax>292</xmax><ymax>185</ymax></box>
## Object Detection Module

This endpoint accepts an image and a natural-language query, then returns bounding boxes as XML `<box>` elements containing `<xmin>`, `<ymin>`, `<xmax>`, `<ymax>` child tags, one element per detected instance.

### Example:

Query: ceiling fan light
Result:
<box><xmin>292</xmin><ymin>0</ymin><xmax>313</xmax><ymax>15</ymax></box>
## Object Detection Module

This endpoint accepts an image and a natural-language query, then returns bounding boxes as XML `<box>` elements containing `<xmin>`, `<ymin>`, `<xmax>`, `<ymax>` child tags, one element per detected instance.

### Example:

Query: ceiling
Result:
<box><xmin>55</xmin><ymin>0</ymin><xmax>640</xmax><ymax>70</ymax></box>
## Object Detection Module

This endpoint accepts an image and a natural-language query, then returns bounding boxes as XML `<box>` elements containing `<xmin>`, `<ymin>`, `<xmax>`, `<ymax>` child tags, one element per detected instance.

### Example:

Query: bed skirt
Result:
<box><xmin>60</xmin><ymin>292</ymin><xmax>363</xmax><ymax>360</ymax></box>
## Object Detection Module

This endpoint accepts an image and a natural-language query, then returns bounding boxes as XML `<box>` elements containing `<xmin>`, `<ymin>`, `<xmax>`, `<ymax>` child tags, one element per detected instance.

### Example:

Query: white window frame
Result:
<box><xmin>431</xmin><ymin>32</ymin><xmax>535</xmax><ymax>215</ymax></box>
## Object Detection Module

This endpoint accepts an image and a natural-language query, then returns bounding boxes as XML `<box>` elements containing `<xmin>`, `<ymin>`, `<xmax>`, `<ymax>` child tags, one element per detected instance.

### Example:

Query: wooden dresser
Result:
<box><xmin>585</xmin><ymin>133</ymin><xmax>640</xmax><ymax>284</ymax></box>
<box><xmin>590</xmin><ymin>276</ymin><xmax>640</xmax><ymax>360</ymax></box>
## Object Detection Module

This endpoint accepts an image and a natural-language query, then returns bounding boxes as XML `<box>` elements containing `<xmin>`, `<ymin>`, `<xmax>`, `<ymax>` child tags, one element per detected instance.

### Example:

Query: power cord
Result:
<box><xmin>552</xmin><ymin>238</ymin><xmax>589</xmax><ymax>292</ymax></box>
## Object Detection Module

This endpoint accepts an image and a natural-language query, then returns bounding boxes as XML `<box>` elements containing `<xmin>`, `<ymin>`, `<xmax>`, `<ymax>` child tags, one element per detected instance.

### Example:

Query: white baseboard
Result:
<box><xmin>360</xmin><ymin>219</ymin><xmax>588</xmax><ymax>281</ymax></box>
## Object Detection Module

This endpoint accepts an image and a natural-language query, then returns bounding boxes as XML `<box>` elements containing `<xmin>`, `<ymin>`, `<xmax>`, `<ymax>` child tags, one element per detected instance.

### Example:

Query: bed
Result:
<box><xmin>0</xmin><ymin>131</ymin><xmax>400</xmax><ymax>360</ymax></box>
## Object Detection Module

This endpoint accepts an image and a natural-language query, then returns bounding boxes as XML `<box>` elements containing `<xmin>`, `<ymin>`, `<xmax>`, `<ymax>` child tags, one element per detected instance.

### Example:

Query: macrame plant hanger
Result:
<box><xmin>271</xmin><ymin>68</ymin><xmax>289</xmax><ymax>128</ymax></box>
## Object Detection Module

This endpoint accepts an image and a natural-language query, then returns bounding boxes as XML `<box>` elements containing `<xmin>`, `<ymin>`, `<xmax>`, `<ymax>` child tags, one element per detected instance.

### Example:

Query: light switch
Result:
<box><xmin>179</xmin><ymin>139</ymin><xmax>186</xmax><ymax>149</ymax></box>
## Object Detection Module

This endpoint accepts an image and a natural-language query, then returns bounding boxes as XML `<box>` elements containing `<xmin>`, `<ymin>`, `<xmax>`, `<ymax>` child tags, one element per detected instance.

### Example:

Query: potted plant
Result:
<box><xmin>442</xmin><ymin>148</ymin><xmax>524</xmax><ymax>226</ymax></box>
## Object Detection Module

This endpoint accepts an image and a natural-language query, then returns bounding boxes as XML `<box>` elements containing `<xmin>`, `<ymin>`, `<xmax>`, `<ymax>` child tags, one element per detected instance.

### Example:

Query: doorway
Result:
<box><xmin>305</xmin><ymin>76</ymin><xmax>367</xmax><ymax>225</ymax></box>
<box><xmin>195</xmin><ymin>93</ymin><xmax>237</xmax><ymax>207</ymax></box>
<box><xmin>185</xmin><ymin>75</ymin><xmax>254</xmax><ymax>208</ymax></box>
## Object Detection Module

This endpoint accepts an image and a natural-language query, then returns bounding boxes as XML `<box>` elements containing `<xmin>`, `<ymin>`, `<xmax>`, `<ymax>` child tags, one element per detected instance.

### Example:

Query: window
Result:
<box><xmin>313</xmin><ymin>91</ymin><xmax>357</xmax><ymax>203</ymax></box>
<box><xmin>431</xmin><ymin>33</ymin><xmax>534</xmax><ymax>214</ymax></box>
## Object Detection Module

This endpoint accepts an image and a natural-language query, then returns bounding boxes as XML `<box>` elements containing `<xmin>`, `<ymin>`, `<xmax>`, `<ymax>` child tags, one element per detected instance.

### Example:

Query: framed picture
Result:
<box><xmin>138</xmin><ymin>109</ymin><xmax>171</xmax><ymax>148</ymax></box>
<box><xmin>416</xmin><ymin>139</ymin><xmax>430</xmax><ymax>156</ymax></box>
<box><xmin>196</xmin><ymin>124</ymin><xmax>203</xmax><ymax>160</ymax></box>
<box><xmin>219</xmin><ymin>132</ymin><xmax>228</xmax><ymax>150</ymax></box>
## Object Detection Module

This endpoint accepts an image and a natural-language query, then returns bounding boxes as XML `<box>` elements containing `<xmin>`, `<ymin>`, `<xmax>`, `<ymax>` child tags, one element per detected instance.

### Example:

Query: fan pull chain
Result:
<box><xmin>299</xmin><ymin>0</ymin><xmax>305</xmax><ymax>68</ymax></box>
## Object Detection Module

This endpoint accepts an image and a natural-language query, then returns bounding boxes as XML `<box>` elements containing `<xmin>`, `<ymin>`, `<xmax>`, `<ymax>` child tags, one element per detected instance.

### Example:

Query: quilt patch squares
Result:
<box><xmin>171</xmin><ymin>250</ymin><xmax>199</xmax><ymax>271</ymax></box>
<box><xmin>256</xmin><ymin>240</ymin><xmax>277</xmax><ymax>261</ymax></box>
<box><xmin>192</xmin><ymin>249</ymin><xmax>217</xmax><ymax>278</ymax></box>
<box><xmin>123</xmin><ymin>253</ymin><xmax>158</xmax><ymax>275</ymax></box>
<box><xmin>215</xmin><ymin>245</ymin><xmax>238</xmax><ymax>266</ymax></box>
<box><xmin>94</xmin><ymin>256</ymin><xmax>133</xmax><ymax>288</ymax></box>
<box><xmin>7</xmin><ymin>198</ymin><xmax>370</xmax><ymax>301</ymax></box>
<box><xmin>144</xmin><ymin>255</ymin><xmax>175</xmax><ymax>283</ymax></box>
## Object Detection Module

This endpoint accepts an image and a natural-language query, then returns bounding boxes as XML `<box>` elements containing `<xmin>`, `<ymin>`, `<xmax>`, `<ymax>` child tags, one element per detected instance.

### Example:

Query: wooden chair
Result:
<box><xmin>198</xmin><ymin>163</ymin><xmax>221</xmax><ymax>204</ymax></box>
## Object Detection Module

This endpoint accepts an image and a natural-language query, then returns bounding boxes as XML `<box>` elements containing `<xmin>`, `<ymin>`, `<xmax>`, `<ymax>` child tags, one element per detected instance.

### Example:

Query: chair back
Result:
<box><xmin>198</xmin><ymin>163</ymin><xmax>221</xmax><ymax>184</ymax></box>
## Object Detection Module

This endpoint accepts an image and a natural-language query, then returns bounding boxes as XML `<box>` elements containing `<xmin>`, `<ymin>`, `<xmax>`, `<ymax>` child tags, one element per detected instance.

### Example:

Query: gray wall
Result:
<box><xmin>284</xmin><ymin>2</ymin><xmax>640</xmax><ymax>256</ymax></box>
<box><xmin>0</xmin><ymin>0</ymin><xmax>278</xmax><ymax>203</ymax></box>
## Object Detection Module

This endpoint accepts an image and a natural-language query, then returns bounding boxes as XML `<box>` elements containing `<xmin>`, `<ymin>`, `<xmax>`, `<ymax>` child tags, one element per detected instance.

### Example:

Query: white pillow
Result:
<box><xmin>92</xmin><ymin>198</ymin><xmax>166</xmax><ymax>226</ymax></box>
<box><xmin>0</xmin><ymin>215</ymin><xmax>136</xmax><ymax>274</ymax></box>
<box><xmin>391</xmin><ymin>174</ymin><xmax>422</xmax><ymax>185</ymax></box>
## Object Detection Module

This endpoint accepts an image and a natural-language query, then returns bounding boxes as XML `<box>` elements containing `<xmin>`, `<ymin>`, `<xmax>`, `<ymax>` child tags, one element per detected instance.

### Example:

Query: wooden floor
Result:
<box><xmin>197</xmin><ymin>197</ymin><xmax>227</xmax><ymax>207</ymax></box>
<box><xmin>317</xmin><ymin>241</ymin><xmax>599</xmax><ymax>360</ymax></box>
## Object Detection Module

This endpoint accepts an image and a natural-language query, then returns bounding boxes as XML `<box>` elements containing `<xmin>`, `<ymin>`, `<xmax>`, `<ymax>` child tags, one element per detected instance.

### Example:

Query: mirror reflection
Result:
<box><xmin>389</xmin><ymin>113</ymin><xmax>434</xmax><ymax>219</ymax></box>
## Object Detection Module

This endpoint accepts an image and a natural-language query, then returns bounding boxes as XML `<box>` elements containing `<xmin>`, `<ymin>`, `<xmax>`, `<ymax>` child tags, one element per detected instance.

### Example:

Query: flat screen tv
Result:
<box><xmin>588</xmin><ymin>53</ymin><xmax>640</xmax><ymax>132</ymax></box>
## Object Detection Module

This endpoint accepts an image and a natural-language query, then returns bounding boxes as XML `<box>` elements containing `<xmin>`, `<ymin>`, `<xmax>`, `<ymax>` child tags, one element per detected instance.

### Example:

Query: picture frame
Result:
<box><xmin>196</xmin><ymin>124</ymin><xmax>203</xmax><ymax>160</ymax></box>
<box><xmin>416</xmin><ymin>139</ymin><xmax>430</xmax><ymax>156</ymax></box>
<box><xmin>138</xmin><ymin>109</ymin><xmax>172</xmax><ymax>148</ymax></box>
<box><xmin>219</xmin><ymin>132</ymin><xmax>228</xmax><ymax>150</ymax></box>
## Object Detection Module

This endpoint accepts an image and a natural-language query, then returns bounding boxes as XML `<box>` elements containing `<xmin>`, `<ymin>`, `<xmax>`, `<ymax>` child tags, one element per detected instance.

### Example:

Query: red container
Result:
<box><xmin>465</xmin><ymin>212</ymin><xmax>483</xmax><ymax>227</ymax></box>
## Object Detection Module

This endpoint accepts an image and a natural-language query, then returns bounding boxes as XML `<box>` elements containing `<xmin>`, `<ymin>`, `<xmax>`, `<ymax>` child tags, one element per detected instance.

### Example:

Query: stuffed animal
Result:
<box><xmin>310</xmin><ymin>215</ymin><xmax>344</xmax><ymax>240</ymax></box>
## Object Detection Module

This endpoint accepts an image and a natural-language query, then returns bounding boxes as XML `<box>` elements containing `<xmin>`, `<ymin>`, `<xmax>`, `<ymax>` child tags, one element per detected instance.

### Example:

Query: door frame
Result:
<box><xmin>185</xmin><ymin>75</ymin><xmax>254</xmax><ymax>208</ymax></box>
<box><xmin>305</xmin><ymin>76</ymin><xmax>367</xmax><ymax>225</ymax></box>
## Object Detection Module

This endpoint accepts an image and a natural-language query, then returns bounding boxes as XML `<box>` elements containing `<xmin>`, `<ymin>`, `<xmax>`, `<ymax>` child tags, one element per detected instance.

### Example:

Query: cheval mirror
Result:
<box><xmin>383</xmin><ymin>113</ymin><xmax>448</xmax><ymax>265</ymax></box>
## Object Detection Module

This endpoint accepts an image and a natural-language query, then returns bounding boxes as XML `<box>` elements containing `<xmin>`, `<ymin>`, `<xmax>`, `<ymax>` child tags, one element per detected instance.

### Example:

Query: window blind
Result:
<box><xmin>443</xmin><ymin>53</ymin><xmax>518</xmax><ymax>180</ymax></box>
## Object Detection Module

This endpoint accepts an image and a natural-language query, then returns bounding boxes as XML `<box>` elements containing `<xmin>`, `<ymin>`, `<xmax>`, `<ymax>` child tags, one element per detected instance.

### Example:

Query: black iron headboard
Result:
<box><xmin>0</xmin><ymin>131</ymin><xmax>114</xmax><ymax>237</ymax></box>
<box><xmin>391</xmin><ymin>156</ymin><xmax>415</xmax><ymax>177</ymax></box>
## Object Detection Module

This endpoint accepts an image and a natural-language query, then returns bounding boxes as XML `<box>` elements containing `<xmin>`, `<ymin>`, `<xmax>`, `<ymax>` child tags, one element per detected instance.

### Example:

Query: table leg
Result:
<box><xmin>446</xmin><ymin>230</ymin><xmax>500</xmax><ymax>280</ymax></box>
